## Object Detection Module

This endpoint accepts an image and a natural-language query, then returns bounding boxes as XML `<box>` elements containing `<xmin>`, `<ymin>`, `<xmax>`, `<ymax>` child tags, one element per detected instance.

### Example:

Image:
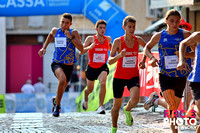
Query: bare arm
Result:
<box><xmin>181</xmin><ymin>30</ymin><xmax>194</xmax><ymax>58</ymax></box>
<box><xmin>136</xmin><ymin>36</ymin><xmax>147</xmax><ymax>69</ymax></box>
<box><xmin>143</xmin><ymin>32</ymin><xmax>161</xmax><ymax>67</ymax></box>
<box><xmin>79</xmin><ymin>36</ymin><xmax>95</xmax><ymax>55</ymax></box>
<box><xmin>177</xmin><ymin>32</ymin><xmax>200</xmax><ymax>70</ymax></box>
<box><xmin>184</xmin><ymin>30</ymin><xmax>194</xmax><ymax>59</ymax></box>
<box><xmin>38</xmin><ymin>27</ymin><xmax>57</xmax><ymax>57</ymax></box>
<box><xmin>108</xmin><ymin>38</ymin><xmax>125</xmax><ymax>65</ymax></box>
<box><xmin>107</xmin><ymin>36</ymin><xmax>112</xmax><ymax>51</ymax></box>
<box><xmin>66</xmin><ymin>29</ymin><xmax>83</xmax><ymax>52</ymax></box>
<box><xmin>179</xmin><ymin>32</ymin><xmax>200</xmax><ymax>62</ymax></box>
<box><xmin>137</xmin><ymin>36</ymin><xmax>147</xmax><ymax>61</ymax></box>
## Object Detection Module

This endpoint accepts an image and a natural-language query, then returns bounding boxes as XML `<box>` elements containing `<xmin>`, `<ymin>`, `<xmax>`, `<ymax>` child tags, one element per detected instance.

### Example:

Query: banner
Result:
<box><xmin>0</xmin><ymin>94</ymin><xmax>5</xmax><ymax>113</ymax></box>
<box><xmin>0</xmin><ymin>0</ymin><xmax>83</xmax><ymax>16</ymax></box>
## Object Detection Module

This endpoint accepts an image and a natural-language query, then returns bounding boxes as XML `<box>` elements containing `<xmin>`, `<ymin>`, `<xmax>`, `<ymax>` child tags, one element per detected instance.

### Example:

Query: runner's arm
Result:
<box><xmin>137</xmin><ymin>36</ymin><xmax>147</xmax><ymax>69</ymax></box>
<box><xmin>70</xmin><ymin>30</ymin><xmax>83</xmax><ymax>52</ymax></box>
<box><xmin>137</xmin><ymin>36</ymin><xmax>147</xmax><ymax>62</ymax></box>
<box><xmin>143</xmin><ymin>32</ymin><xmax>161</xmax><ymax>67</ymax></box>
<box><xmin>107</xmin><ymin>36</ymin><xmax>112</xmax><ymax>51</ymax></box>
<box><xmin>108</xmin><ymin>38</ymin><xmax>125</xmax><ymax>65</ymax></box>
<box><xmin>179</xmin><ymin>32</ymin><xmax>200</xmax><ymax>62</ymax></box>
<box><xmin>143</xmin><ymin>32</ymin><xmax>160</xmax><ymax>60</ymax></box>
<box><xmin>79</xmin><ymin>36</ymin><xmax>94</xmax><ymax>55</ymax></box>
<box><xmin>38</xmin><ymin>27</ymin><xmax>57</xmax><ymax>57</ymax></box>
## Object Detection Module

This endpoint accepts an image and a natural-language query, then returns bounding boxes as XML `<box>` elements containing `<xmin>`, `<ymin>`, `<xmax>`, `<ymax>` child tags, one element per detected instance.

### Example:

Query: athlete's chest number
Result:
<box><xmin>122</xmin><ymin>56</ymin><xmax>137</xmax><ymax>68</ymax></box>
<box><xmin>164</xmin><ymin>55</ymin><xmax>178</xmax><ymax>69</ymax></box>
<box><xmin>93</xmin><ymin>53</ymin><xmax>105</xmax><ymax>63</ymax></box>
<box><xmin>55</xmin><ymin>37</ymin><xmax>66</xmax><ymax>47</ymax></box>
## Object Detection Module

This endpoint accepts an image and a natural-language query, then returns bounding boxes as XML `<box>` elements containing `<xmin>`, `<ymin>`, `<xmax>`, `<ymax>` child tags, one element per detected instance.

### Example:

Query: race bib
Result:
<box><xmin>93</xmin><ymin>53</ymin><xmax>105</xmax><ymax>63</ymax></box>
<box><xmin>55</xmin><ymin>37</ymin><xmax>66</xmax><ymax>47</ymax></box>
<box><xmin>122</xmin><ymin>56</ymin><xmax>137</xmax><ymax>68</ymax></box>
<box><xmin>164</xmin><ymin>55</ymin><xmax>178</xmax><ymax>69</ymax></box>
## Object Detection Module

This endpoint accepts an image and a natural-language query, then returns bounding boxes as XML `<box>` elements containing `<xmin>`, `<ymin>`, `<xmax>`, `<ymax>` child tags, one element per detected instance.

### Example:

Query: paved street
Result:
<box><xmin>0</xmin><ymin>105</ymin><xmax>197</xmax><ymax>133</ymax></box>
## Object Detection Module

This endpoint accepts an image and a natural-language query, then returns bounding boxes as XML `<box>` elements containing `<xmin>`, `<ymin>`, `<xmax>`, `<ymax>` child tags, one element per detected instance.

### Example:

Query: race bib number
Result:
<box><xmin>164</xmin><ymin>55</ymin><xmax>178</xmax><ymax>69</ymax></box>
<box><xmin>93</xmin><ymin>53</ymin><xmax>105</xmax><ymax>63</ymax></box>
<box><xmin>55</xmin><ymin>37</ymin><xmax>66</xmax><ymax>47</ymax></box>
<box><xmin>122</xmin><ymin>56</ymin><xmax>137</xmax><ymax>68</ymax></box>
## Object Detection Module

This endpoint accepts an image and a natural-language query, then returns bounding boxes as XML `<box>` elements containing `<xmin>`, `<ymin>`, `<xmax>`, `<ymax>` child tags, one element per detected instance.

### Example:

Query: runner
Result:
<box><xmin>108</xmin><ymin>16</ymin><xmax>146</xmax><ymax>133</ymax></box>
<box><xmin>38</xmin><ymin>13</ymin><xmax>83</xmax><ymax>117</ymax></box>
<box><xmin>143</xmin><ymin>9</ymin><xmax>191</xmax><ymax>132</ymax></box>
<box><xmin>177</xmin><ymin>31</ymin><xmax>200</xmax><ymax>133</ymax></box>
<box><xmin>80</xmin><ymin>20</ymin><xmax>112</xmax><ymax>114</ymax></box>
<box><xmin>144</xmin><ymin>18</ymin><xmax>194</xmax><ymax>111</ymax></box>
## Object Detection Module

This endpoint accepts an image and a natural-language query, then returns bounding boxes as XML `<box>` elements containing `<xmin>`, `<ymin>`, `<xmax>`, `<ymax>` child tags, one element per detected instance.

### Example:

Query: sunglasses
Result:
<box><xmin>179</xmin><ymin>25</ymin><xmax>187</xmax><ymax>28</ymax></box>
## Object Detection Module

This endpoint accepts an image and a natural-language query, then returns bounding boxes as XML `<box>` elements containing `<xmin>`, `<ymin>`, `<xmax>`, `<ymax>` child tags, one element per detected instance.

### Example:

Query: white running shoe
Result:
<box><xmin>96</xmin><ymin>106</ymin><xmax>105</xmax><ymax>114</ymax></box>
<box><xmin>144</xmin><ymin>92</ymin><xmax>159</xmax><ymax>110</ymax></box>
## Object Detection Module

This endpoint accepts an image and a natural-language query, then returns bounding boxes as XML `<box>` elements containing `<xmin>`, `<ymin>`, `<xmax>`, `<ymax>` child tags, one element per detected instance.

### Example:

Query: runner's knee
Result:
<box><xmin>100</xmin><ymin>81</ymin><xmax>106</xmax><ymax>88</ymax></box>
<box><xmin>112</xmin><ymin>105</ymin><xmax>121</xmax><ymax>112</ymax></box>
<box><xmin>58</xmin><ymin>77</ymin><xmax>67</xmax><ymax>86</ymax></box>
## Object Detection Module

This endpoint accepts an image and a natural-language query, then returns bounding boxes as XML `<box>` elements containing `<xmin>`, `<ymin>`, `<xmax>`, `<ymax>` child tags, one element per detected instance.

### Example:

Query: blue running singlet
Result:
<box><xmin>52</xmin><ymin>28</ymin><xmax>76</xmax><ymax>64</ymax></box>
<box><xmin>158</xmin><ymin>29</ymin><xmax>192</xmax><ymax>77</ymax></box>
<box><xmin>188</xmin><ymin>44</ymin><xmax>200</xmax><ymax>82</ymax></box>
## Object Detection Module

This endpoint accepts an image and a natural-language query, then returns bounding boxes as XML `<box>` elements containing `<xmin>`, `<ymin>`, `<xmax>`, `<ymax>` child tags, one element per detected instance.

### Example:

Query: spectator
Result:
<box><xmin>21</xmin><ymin>79</ymin><xmax>35</xmax><ymax>94</ymax></box>
<box><xmin>34</xmin><ymin>77</ymin><xmax>46</xmax><ymax>93</ymax></box>
<box><xmin>179</xmin><ymin>19</ymin><xmax>192</xmax><ymax>31</ymax></box>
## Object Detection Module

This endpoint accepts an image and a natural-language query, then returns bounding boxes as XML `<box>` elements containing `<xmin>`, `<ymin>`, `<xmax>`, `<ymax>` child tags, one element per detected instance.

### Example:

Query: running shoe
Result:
<box><xmin>96</xmin><ymin>106</ymin><xmax>106</xmax><ymax>114</ymax></box>
<box><xmin>53</xmin><ymin>105</ymin><xmax>61</xmax><ymax>117</ymax></box>
<box><xmin>123</xmin><ymin>106</ymin><xmax>133</xmax><ymax>126</ymax></box>
<box><xmin>144</xmin><ymin>92</ymin><xmax>159</xmax><ymax>110</ymax></box>
<box><xmin>82</xmin><ymin>100</ymin><xmax>88</xmax><ymax>111</ymax></box>
<box><xmin>110</xmin><ymin>127</ymin><xmax>117</xmax><ymax>133</ymax></box>
<box><xmin>52</xmin><ymin>96</ymin><xmax>56</xmax><ymax>113</ymax></box>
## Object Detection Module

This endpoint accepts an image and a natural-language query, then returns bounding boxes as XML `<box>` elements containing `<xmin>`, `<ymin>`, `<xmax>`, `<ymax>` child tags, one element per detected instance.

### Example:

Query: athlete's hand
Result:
<box><xmin>120</xmin><ymin>49</ymin><xmax>126</xmax><ymax>57</ymax></box>
<box><xmin>149</xmin><ymin>57</ymin><xmax>158</xmax><ymax>67</ymax></box>
<box><xmin>177</xmin><ymin>61</ymin><xmax>186</xmax><ymax>71</ymax></box>
<box><xmin>64</xmin><ymin>30</ymin><xmax>72</xmax><ymax>39</ymax></box>
<box><xmin>139</xmin><ymin>61</ymin><xmax>146</xmax><ymax>69</ymax></box>
<box><xmin>38</xmin><ymin>48</ymin><xmax>46</xmax><ymax>57</ymax></box>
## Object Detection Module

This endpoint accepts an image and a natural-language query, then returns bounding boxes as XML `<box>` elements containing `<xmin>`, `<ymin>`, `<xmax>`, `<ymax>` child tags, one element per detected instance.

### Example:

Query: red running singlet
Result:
<box><xmin>114</xmin><ymin>35</ymin><xmax>139</xmax><ymax>79</ymax></box>
<box><xmin>88</xmin><ymin>35</ymin><xmax>109</xmax><ymax>68</ymax></box>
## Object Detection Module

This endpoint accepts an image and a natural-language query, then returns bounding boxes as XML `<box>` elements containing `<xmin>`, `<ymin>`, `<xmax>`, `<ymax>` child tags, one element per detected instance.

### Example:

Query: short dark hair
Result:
<box><xmin>123</xmin><ymin>16</ymin><xmax>136</xmax><ymax>26</ymax></box>
<box><xmin>165</xmin><ymin>9</ymin><xmax>181</xmax><ymax>21</ymax></box>
<box><xmin>62</xmin><ymin>13</ymin><xmax>72</xmax><ymax>22</ymax></box>
<box><xmin>95</xmin><ymin>20</ymin><xmax>107</xmax><ymax>28</ymax></box>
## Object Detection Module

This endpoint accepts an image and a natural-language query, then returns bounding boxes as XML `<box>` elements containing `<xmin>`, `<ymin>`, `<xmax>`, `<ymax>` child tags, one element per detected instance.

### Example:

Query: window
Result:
<box><xmin>146</xmin><ymin>0</ymin><xmax>158</xmax><ymax>18</ymax></box>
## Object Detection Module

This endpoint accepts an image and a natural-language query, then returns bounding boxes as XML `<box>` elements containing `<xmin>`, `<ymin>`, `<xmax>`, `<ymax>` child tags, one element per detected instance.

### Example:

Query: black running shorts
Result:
<box><xmin>113</xmin><ymin>77</ymin><xmax>140</xmax><ymax>98</ymax></box>
<box><xmin>51</xmin><ymin>62</ymin><xmax>73</xmax><ymax>82</ymax></box>
<box><xmin>85</xmin><ymin>64</ymin><xmax>109</xmax><ymax>81</ymax></box>
<box><xmin>159</xmin><ymin>73</ymin><xmax>186</xmax><ymax>98</ymax></box>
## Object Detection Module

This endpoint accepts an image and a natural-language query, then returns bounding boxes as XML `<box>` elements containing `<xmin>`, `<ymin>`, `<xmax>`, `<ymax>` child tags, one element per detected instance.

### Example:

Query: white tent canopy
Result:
<box><xmin>150</xmin><ymin>0</ymin><xmax>195</xmax><ymax>9</ymax></box>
